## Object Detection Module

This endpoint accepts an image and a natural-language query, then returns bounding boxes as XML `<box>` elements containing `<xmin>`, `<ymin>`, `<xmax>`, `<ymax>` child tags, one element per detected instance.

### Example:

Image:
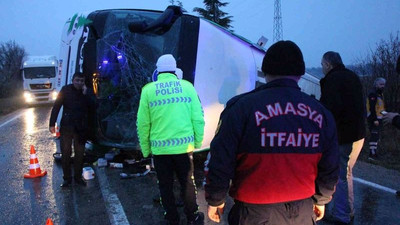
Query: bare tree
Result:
<box><xmin>168</xmin><ymin>0</ymin><xmax>187</xmax><ymax>12</ymax></box>
<box><xmin>355</xmin><ymin>32</ymin><xmax>400</xmax><ymax>112</ymax></box>
<box><xmin>177</xmin><ymin>1</ymin><xmax>186</xmax><ymax>12</ymax></box>
<box><xmin>0</xmin><ymin>41</ymin><xmax>26</xmax><ymax>98</ymax></box>
<box><xmin>193</xmin><ymin>0</ymin><xmax>233</xmax><ymax>30</ymax></box>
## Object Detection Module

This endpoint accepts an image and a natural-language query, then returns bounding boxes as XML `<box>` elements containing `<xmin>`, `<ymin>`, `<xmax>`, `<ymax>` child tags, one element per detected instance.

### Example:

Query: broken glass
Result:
<box><xmin>95</xmin><ymin>10</ymin><xmax>181</xmax><ymax>149</ymax></box>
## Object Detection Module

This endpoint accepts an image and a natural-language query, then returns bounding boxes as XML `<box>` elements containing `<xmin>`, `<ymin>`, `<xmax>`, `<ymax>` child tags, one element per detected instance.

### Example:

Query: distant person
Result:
<box><xmin>205</xmin><ymin>41</ymin><xmax>339</xmax><ymax>225</ymax></box>
<box><xmin>320</xmin><ymin>51</ymin><xmax>366</xmax><ymax>224</ymax></box>
<box><xmin>366</xmin><ymin>77</ymin><xmax>386</xmax><ymax>160</ymax></box>
<box><xmin>136</xmin><ymin>54</ymin><xmax>205</xmax><ymax>225</ymax></box>
<box><xmin>49</xmin><ymin>72</ymin><xmax>94</xmax><ymax>188</ymax></box>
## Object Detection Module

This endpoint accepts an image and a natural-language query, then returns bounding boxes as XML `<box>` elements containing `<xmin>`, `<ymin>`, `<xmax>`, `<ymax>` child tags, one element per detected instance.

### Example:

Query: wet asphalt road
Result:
<box><xmin>0</xmin><ymin>105</ymin><xmax>399</xmax><ymax>225</ymax></box>
<box><xmin>0</xmin><ymin>106</ymin><xmax>109</xmax><ymax>225</ymax></box>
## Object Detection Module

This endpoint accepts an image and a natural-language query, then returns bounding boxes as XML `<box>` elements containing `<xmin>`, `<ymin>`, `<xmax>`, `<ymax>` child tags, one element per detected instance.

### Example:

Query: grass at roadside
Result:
<box><xmin>0</xmin><ymin>96</ymin><xmax>25</xmax><ymax>116</ymax></box>
<box><xmin>359</xmin><ymin>125</ymin><xmax>400</xmax><ymax>172</ymax></box>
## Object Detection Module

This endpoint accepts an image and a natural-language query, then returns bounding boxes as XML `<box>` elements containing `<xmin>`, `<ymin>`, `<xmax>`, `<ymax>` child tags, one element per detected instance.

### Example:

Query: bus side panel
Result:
<box><xmin>298</xmin><ymin>74</ymin><xmax>321</xmax><ymax>100</ymax></box>
<box><xmin>58</xmin><ymin>13</ymin><xmax>90</xmax><ymax>88</ymax></box>
<box><xmin>194</xmin><ymin>20</ymin><xmax>261</xmax><ymax>149</ymax></box>
<box><xmin>57</xmin><ymin>13</ymin><xmax>90</xmax><ymax>126</ymax></box>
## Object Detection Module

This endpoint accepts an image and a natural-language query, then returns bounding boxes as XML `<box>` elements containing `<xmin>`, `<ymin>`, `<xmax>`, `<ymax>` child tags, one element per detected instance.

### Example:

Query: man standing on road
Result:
<box><xmin>137</xmin><ymin>54</ymin><xmax>205</xmax><ymax>225</ymax></box>
<box><xmin>49</xmin><ymin>72</ymin><xmax>94</xmax><ymax>188</ymax></box>
<box><xmin>320</xmin><ymin>51</ymin><xmax>366</xmax><ymax>224</ymax></box>
<box><xmin>205</xmin><ymin>41</ymin><xmax>339</xmax><ymax>225</ymax></box>
<box><xmin>366</xmin><ymin>77</ymin><xmax>386</xmax><ymax>160</ymax></box>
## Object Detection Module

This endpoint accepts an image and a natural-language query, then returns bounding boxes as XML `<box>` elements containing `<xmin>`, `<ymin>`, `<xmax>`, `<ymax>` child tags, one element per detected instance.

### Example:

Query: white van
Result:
<box><xmin>58</xmin><ymin>6</ymin><xmax>320</xmax><ymax>151</ymax></box>
<box><xmin>22</xmin><ymin>55</ymin><xmax>58</xmax><ymax>104</ymax></box>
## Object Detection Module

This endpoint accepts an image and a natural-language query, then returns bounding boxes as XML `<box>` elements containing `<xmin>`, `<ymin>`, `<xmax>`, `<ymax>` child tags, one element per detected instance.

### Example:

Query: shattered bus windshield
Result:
<box><xmin>95</xmin><ymin>10</ymin><xmax>181</xmax><ymax>148</ymax></box>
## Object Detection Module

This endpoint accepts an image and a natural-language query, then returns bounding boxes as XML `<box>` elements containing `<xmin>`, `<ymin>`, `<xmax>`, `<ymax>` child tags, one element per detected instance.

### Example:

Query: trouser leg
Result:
<box><xmin>347</xmin><ymin>138</ymin><xmax>364</xmax><ymax>216</ymax></box>
<box><xmin>60</xmin><ymin>132</ymin><xmax>73</xmax><ymax>181</ymax></box>
<box><xmin>369</xmin><ymin>121</ymin><xmax>381</xmax><ymax>156</ymax></box>
<box><xmin>154</xmin><ymin>155</ymin><xmax>179</xmax><ymax>223</ymax></box>
<box><xmin>73</xmin><ymin>132</ymin><xmax>85</xmax><ymax>180</ymax></box>
<box><xmin>174</xmin><ymin>153</ymin><xmax>198</xmax><ymax>221</ymax></box>
<box><xmin>332</xmin><ymin>143</ymin><xmax>353</xmax><ymax>223</ymax></box>
<box><xmin>369</xmin><ymin>128</ymin><xmax>378</xmax><ymax>155</ymax></box>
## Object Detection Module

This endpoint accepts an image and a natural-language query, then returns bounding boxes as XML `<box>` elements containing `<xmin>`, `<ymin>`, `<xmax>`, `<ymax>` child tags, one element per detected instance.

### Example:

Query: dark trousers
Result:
<box><xmin>328</xmin><ymin>139</ymin><xmax>363</xmax><ymax>223</ymax></box>
<box><xmin>60</xmin><ymin>130</ymin><xmax>85</xmax><ymax>181</ymax></box>
<box><xmin>228</xmin><ymin>198</ymin><xmax>316</xmax><ymax>225</ymax></box>
<box><xmin>154</xmin><ymin>153</ymin><xmax>198</xmax><ymax>223</ymax></box>
<box><xmin>368</xmin><ymin>120</ymin><xmax>382</xmax><ymax>156</ymax></box>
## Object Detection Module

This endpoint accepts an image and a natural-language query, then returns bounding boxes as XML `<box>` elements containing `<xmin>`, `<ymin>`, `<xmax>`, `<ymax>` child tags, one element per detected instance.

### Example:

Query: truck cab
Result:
<box><xmin>22</xmin><ymin>55</ymin><xmax>58</xmax><ymax>104</ymax></box>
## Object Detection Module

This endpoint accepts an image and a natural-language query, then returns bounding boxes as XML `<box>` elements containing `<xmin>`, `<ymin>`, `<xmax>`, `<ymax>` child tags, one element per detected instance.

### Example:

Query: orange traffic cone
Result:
<box><xmin>54</xmin><ymin>123</ymin><xmax>60</xmax><ymax>138</ymax></box>
<box><xmin>46</xmin><ymin>218</ymin><xmax>54</xmax><ymax>225</ymax></box>
<box><xmin>24</xmin><ymin>145</ymin><xmax>47</xmax><ymax>178</ymax></box>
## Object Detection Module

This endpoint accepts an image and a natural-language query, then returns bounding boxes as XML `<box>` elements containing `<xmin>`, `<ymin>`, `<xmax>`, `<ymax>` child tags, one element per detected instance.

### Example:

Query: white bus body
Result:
<box><xmin>58</xmin><ymin>6</ymin><xmax>320</xmax><ymax>150</ymax></box>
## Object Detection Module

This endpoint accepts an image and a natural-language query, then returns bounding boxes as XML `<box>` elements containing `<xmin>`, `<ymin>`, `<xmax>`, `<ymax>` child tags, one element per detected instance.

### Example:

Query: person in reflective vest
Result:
<box><xmin>137</xmin><ymin>54</ymin><xmax>205</xmax><ymax>225</ymax></box>
<box><xmin>366</xmin><ymin>77</ymin><xmax>386</xmax><ymax>160</ymax></box>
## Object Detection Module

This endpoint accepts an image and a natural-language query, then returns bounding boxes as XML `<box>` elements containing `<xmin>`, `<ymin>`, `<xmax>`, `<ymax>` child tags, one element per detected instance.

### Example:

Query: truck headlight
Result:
<box><xmin>51</xmin><ymin>90</ymin><xmax>58</xmax><ymax>100</ymax></box>
<box><xmin>23</xmin><ymin>92</ymin><xmax>33</xmax><ymax>103</ymax></box>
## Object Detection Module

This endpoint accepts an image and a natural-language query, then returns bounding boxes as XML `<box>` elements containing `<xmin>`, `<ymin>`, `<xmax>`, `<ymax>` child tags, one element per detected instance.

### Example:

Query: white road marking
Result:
<box><xmin>97</xmin><ymin>168</ymin><xmax>130</xmax><ymax>225</ymax></box>
<box><xmin>72</xmin><ymin>188</ymin><xmax>80</xmax><ymax>219</ymax></box>
<box><xmin>354</xmin><ymin>177</ymin><xmax>397</xmax><ymax>194</ymax></box>
<box><xmin>0</xmin><ymin>114</ymin><xmax>23</xmax><ymax>129</ymax></box>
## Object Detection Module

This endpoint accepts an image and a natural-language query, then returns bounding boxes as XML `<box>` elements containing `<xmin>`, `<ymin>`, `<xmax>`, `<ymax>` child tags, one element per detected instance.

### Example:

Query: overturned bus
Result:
<box><xmin>56</xmin><ymin>6</ymin><xmax>320</xmax><ymax>151</ymax></box>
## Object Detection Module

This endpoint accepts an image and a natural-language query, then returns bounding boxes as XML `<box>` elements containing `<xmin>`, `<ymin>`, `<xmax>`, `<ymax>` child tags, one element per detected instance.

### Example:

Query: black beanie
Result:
<box><xmin>262</xmin><ymin>40</ymin><xmax>305</xmax><ymax>76</ymax></box>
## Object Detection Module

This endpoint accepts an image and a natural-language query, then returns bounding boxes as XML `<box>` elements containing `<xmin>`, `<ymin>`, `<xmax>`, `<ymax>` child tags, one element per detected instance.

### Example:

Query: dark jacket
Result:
<box><xmin>205</xmin><ymin>79</ymin><xmax>339</xmax><ymax>206</ymax></box>
<box><xmin>320</xmin><ymin>64</ymin><xmax>366</xmax><ymax>144</ymax></box>
<box><xmin>49</xmin><ymin>84</ymin><xmax>94</xmax><ymax>137</ymax></box>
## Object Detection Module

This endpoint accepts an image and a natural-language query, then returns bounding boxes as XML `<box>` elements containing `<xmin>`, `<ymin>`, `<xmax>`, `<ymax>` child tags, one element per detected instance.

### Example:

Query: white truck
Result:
<box><xmin>58</xmin><ymin>6</ymin><xmax>321</xmax><ymax>151</ymax></box>
<box><xmin>22</xmin><ymin>55</ymin><xmax>58</xmax><ymax>104</ymax></box>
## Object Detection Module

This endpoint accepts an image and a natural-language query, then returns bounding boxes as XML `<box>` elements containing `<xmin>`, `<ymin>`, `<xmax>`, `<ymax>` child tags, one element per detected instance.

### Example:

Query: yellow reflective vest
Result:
<box><xmin>366</xmin><ymin>91</ymin><xmax>385</xmax><ymax>120</ymax></box>
<box><xmin>137</xmin><ymin>73</ymin><xmax>205</xmax><ymax>157</ymax></box>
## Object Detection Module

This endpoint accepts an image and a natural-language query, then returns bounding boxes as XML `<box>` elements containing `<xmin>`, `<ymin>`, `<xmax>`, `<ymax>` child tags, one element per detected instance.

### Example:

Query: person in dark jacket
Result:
<box><xmin>366</xmin><ymin>77</ymin><xmax>386</xmax><ymax>160</ymax></box>
<box><xmin>205</xmin><ymin>41</ymin><xmax>339</xmax><ymax>225</ymax></box>
<box><xmin>49</xmin><ymin>72</ymin><xmax>94</xmax><ymax>188</ymax></box>
<box><xmin>320</xmin><ymin>51</ymin><xmax>366</xmax><ymax>224</ymax></box>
